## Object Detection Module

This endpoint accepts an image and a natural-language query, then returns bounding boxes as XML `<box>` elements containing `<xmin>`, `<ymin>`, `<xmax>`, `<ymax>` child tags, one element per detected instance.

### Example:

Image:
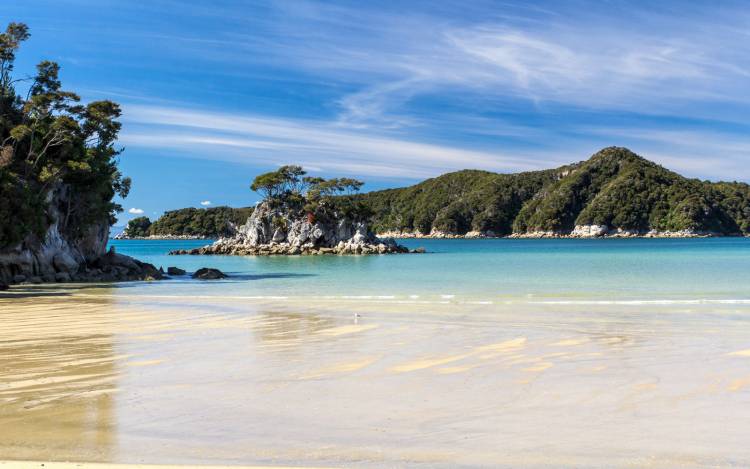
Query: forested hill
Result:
<box><xmin>123</xmin><ymin>147</ymin><xmax>750</xmax><ymax>239</ymax></box>
<box><xmin>358</xmin><ymin>147</ymin><xmax>750</xmax><ymax>237</ymax></box>
<box><xmin>121</xmin><ymin>206</ymin><xmax>253</xmax><ymax>238</ymax></box>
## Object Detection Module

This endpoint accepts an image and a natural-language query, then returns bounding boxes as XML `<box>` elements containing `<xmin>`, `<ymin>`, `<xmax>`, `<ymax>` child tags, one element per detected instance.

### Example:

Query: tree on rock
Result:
<box><xmin>250</xmin><ymin>165</ymin><xmax>306</xmax><ymax>200</ymax></box>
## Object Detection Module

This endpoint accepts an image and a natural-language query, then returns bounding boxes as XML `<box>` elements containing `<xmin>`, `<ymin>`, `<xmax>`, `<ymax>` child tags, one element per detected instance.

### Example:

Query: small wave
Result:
<box><xmin>53</xmin><ymin>292</ymin><xmax>750</xmax><ymax>307</ymax></box>
<box><xmin>529</xmin><ymin>299</ymin><xmax>750</xmax><ymax>305</ymax></box>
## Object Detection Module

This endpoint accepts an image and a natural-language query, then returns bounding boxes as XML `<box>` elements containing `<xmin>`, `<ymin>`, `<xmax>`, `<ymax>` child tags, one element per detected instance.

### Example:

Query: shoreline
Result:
<box><xmin>112</xmin><ymin>235</ymin><xmax>214</xmax><ymax>241</ymax></box>
<box><xmin>2</xmin><ymin>289</ymin><xmax>749</xmax><ymax>467</ymax></box>
<box><xmin>0</xmin><ymin>462</ymin><xmax>330</xmax><ymax>469</ymax></box>
<box><xmin>376</xmin><ymin>229</ymin><xmax>748</xmax><ymax>239</ymax></box>
<box><xmin>113</xmin><ymin>232</ymin><xmax>749</xmax><ymax>242</ymax></box>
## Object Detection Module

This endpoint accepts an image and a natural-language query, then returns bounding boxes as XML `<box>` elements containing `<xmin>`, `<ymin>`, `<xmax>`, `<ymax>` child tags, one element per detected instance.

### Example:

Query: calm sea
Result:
<box><xmin>109</xmin><ymin>238</ymin><xmax>750</xmax><ymax>304</ymax></box>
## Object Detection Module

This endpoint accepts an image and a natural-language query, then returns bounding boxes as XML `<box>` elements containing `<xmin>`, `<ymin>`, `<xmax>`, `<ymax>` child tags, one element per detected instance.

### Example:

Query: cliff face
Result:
<box><xmin>1</xmin><ymin>184</ymin><xmax>161</xmax><ymax>285</ymax></box>
<box><xmin>171</xmin><ymin>201</ymin><xmax>414</xmax><ymax>255</ymax></box>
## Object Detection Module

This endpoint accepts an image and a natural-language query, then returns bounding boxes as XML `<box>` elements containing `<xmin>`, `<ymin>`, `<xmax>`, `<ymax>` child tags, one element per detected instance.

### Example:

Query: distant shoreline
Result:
<box><xmin>377</xmin><ymin>228</ymin><xmax>748</xmax><ymax>239</ymax></box>
<box><xmin>112</xmin><ymin>234</ymin><xmax>214</xmax><ymax>241</ymax></box>
<box><xmin>111</xmin><ymin>231</ymin><xmax>749</xmax><ymax>241</ymax></box>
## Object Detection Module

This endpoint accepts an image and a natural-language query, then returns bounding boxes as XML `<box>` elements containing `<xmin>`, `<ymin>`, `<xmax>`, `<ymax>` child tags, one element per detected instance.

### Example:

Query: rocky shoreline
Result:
<box><xmin>170</xmin><ymin>200</ymin><xmax>421</xmax><ymax>256</ymax></box>
<box><xmin>0</xmin><ymin>184</ymin><xmax>166</xmax><ymax>287</ymax></box>
<box><xmin>1</xmin><ymin>245</ymin><xmax>164</xmax><ymax>286</ymax></box>
<box><xmin>378</xmin><ymin>225</ymin><xmax>740</xmax><ymax>239</ymax></box>
<box><xmin>170</xmin><ymin>239</ymin><xmax>419</xmax><ymax>256</ymax></box>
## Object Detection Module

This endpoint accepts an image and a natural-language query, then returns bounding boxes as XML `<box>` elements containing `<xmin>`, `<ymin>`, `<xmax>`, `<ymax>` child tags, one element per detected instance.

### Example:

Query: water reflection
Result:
<box><xmin>0</xmin><ymin>295</ymin><xmax>118</xmax><ymax>461</ymax></box>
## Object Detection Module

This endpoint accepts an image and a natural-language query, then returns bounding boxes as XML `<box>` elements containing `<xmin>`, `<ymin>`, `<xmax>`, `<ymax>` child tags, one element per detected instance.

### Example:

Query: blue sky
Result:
<box><xmin>5</xmin><ymin>1</ymin><xmax>750</xmax><ymax>224</ymax></box>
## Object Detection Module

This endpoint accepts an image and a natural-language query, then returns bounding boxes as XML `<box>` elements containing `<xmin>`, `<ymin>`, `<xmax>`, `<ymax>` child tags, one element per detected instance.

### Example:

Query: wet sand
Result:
<box><xmin>2</xmin><ymin>286</ymin><xmax>750</xmax><ymax>467</ymax></box>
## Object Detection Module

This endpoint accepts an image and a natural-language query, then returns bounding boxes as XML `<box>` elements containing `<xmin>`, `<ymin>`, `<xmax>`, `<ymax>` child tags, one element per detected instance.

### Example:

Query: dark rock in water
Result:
<box><xmin>412</xmin><ymin>247</ymin><xmax>427</xmax><ymax>253</ymax></box>
<box><xmin>0</xmin><ymin>282</ymin><xmax>8</xmax><ymax>291</ymax></box>
<box><xmin>192</xmin><ymin>268</ymin><xmax>227</xmax><ymax>280</ymax></box>
<box><xmin>167</xmin><ymin>266</ymin><xmax>187</xmax><ymax>276</ymax></box>
<box><xmin>77</xmin><ymin>250</ymin><xmax>164</xmax><ymax>282</ymax></box>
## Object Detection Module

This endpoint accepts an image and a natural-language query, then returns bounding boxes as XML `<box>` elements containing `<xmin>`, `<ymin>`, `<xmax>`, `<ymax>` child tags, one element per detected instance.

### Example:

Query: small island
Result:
<box><xmin>170</xmin><ymin>166</ymin><xmax>417</xmax><ymax>256</ymax></box>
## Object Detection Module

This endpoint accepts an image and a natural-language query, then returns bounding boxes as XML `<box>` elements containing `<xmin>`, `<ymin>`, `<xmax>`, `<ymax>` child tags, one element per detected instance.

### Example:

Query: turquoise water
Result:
<box><xmin>109</xmin><ymin>238</ymin><xmax>750</xmax><ymax>303</ymax></box>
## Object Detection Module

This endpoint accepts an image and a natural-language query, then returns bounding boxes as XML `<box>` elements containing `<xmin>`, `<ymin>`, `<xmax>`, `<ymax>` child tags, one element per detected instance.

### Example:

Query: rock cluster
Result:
<box><xmin>170</xmin><ymin>201</ymin><xmax>419</xmax><ymax>256</ymax></box>
<box><xmin>0</xmin><ymin>183</ymin><xmax>165</xmax><ymax>285</ymax></box>
<box><xmin>510</xmin><ymin>225</ymin><xmax>722</xmax><ymax>239</ymax></box>
<box><xmin>1</xmin><ymin>246</ymin><xmax>163</xmax><ymax>285</ymax></box>
<box><xmin>379</xmin><ymin>225</ymin><xmax>727</xmax><ymax>239</ymax></box>
<box><xmin>377</xmin><ymin>229</ymin><xmax>499</xmax><ymax>239</ymax></box>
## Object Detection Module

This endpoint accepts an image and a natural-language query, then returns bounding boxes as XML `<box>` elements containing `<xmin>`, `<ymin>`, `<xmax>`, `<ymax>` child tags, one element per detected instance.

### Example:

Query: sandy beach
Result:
<box><xmin>0</xmin><ymin>463</ymin><xmax>329</xmax><ymax>469</ymax></box>
<box><xmin>2</xmin><ymin>284</ymin><xmax>750</xmax><ymax>468</ymax></box>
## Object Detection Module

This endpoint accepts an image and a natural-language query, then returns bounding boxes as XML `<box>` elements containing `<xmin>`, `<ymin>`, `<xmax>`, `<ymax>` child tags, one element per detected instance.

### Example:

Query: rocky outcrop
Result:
<box><xmin>378</xmin><ymin>225</ymin><xmax>728</xmax><ymax>239</ymax></box>
<box><xmin>0</xmin><ymin>184</ymin><xmax>163</xmax><ymax>285</ymax></box>
<box><xmin>509</xmin><ymin>226</ymin><xmax>724</xmax><ymax>238</ymax></box>
<box><xmin>167</xmin><ymin>266</ymin><xmax>186</xmax><ymax>276</ymax></box>
<box><xmin>377</xmin><ymin>229</ymin><xmax>500</xmax><ymax>239</ymax></box>
<box><xmin>192</xmin><ymin>268</ymin><xmax>227</xmax><ymax>280</ymax></box>
<box><xmin>170</xmin><ymin>201</ymin><xmax>418</xmax><ymax>256</ymax></box>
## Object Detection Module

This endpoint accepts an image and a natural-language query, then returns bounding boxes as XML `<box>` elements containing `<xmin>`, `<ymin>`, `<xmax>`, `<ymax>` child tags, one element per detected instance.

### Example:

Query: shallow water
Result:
<box><xmin>107</xmin><ymin>237</ymin><xmax>750</xmax><ymax>303</ymax></box>
<box><xmin>1</xmin><ymin>239</ymin><xmax>750</xmax><ymax>467</ymax></box>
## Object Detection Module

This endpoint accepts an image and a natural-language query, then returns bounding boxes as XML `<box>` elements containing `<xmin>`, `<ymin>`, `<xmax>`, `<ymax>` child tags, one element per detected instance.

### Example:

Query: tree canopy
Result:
<box><xmin>250</xmin><ymin>166</ymin><xmax>369</xmax><ymax>221</ymax></box>
<box><xmin>0</xmin><ymin>22</ymin><xmax>130</xmax><ymax>247</ymax></box>
<box><xmin>358</xmin><ymin>147</ymin><xmax>750</xmax><ymax>236</ymax></box>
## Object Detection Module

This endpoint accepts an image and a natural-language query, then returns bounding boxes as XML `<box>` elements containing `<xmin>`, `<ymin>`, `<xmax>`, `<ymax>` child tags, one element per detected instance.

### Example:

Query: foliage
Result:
<box><xmin>123</xmin><ymin>216</ymin><xmax>151</xmax><ymax>237</ymax></box>
<box><xmin>359</xmin><ymin>147</ymin><xmax>750</xmax><ymax>236</ymax></box>
<box><xmin>357</xmin><ymin>169</ymin><xmax>561</xmax><ymax>235</ymax></box>
<box><xmin>0</xmin><ymin>22</ymin><xmax>130</xmax><ymax>248</ymax></box>
<box><xmin>250</xmin><ymin>166</ymin><xmax>368</xmax><ymax>222</ymax></box>
<box><xmin>147</xmin><ymin>206</ymin><xmax>254</xmax><ymax>237</ymax></box>
<box><xmin>250</xmin><ymin>165</ymin><xmax>307</xmax><ymax>200</ymax></box>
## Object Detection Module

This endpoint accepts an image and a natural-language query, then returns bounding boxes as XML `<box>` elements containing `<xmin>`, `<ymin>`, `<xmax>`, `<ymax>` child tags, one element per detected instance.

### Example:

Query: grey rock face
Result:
<box><xmin>170</xmin><ymin>201</ymin><xmax>416</xmax><ymax>256</ymax></box>
<box><xmin>0</xmin><ymin>183</ymin><xmax>163</xmax><ymax>285</ymax></box>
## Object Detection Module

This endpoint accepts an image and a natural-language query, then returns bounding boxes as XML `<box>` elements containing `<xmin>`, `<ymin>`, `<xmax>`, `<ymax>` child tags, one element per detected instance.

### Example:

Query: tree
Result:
<box><xmin>124</xmin><ymin>216</ymin><xmax>152</xmax><ymax>237</ymax></box>
<box><xmin>0</xmin><ymin>21</ymin><xmax>131</xmax><ymax>246</ymax></box>
<box><xmin>0</xmin><ymin>22</ymin><xmax>29</xmax><ymax>98</ymax></box>
<box><xmin>250</xmin><ymin>165</ymin><xmax>307</xmax><ymax>200</ymax></box>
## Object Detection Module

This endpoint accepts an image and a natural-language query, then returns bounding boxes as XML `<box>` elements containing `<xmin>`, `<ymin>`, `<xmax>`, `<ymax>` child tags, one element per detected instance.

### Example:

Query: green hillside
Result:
<box><xmin>130</xmin><ymin>147</ymin><xmax>750</xmax><ymax>239</ymax></box>
<box><xmin>360</xmin><ymin>147</ymin><xmax>750</xmax><ymax>236</ymax></box>
<box><xmin>122</xmin><ymin>206</ymin><xmax>254</xmax><ymax>238</ymax></box>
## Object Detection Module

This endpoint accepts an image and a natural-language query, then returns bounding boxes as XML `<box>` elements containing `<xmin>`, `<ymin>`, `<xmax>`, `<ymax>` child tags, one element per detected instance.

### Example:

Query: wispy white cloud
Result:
<box><xmin>74</xmin><ymin>0</ymin><xmax>750</xmax><ymax>183</ymax></box>
<box><xmin>128</xmin><ymin>207</ymin><xmax>144</xmax><ymax>215</ymax></box>
<box><xmin>229</xmin><ymin>2</ymin><xmax>750</xmax><ymax>127</ymax></box>
<box><xmin>120</xmin><ymin>104</ymin><xmax>553</xmax><ymax>179</ymax></box>
<box><xmin>200</xmin><ymin>200</ymin><xmax>212</xmax><ymax>206</ymax></box>
<box><xmin>120</xmin><ymin>102</ymin><xmax>750</xmax><ymax>182</ymax></box>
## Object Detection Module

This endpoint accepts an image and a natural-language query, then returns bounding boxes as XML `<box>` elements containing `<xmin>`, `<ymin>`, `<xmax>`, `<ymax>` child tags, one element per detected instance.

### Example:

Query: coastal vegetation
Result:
<box><xmin>127</xmin><ymin>148</ymin><xmax>750</xmax><ymax>240</ymax></box>
<box><xmin>122</xmin><ymin>206</ymin><xmax>254</xmax><ymax>238</ymax></box>
<box><xmin>249</xmin><ymin>165</ymin><xmax>370</xmax><ymax>222</ymax></box>
<box><xmin>170</xmin><ymin>166</ymin><xmax>411</xmax><ymax>255</ymax></box>
<box><xmin>0</xmin><ymin>22</ymin><xmax>163</xmax><ymax>285</ymax></box>
<box><xmin>0</xmin><ymin>22</ymin><xmax>130</xmax><ymax>248</ymax></box>
<box><xmin>359</xmin><ymin>147</ymin><xmax>750</xmax><ymax>237</ymax></box>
